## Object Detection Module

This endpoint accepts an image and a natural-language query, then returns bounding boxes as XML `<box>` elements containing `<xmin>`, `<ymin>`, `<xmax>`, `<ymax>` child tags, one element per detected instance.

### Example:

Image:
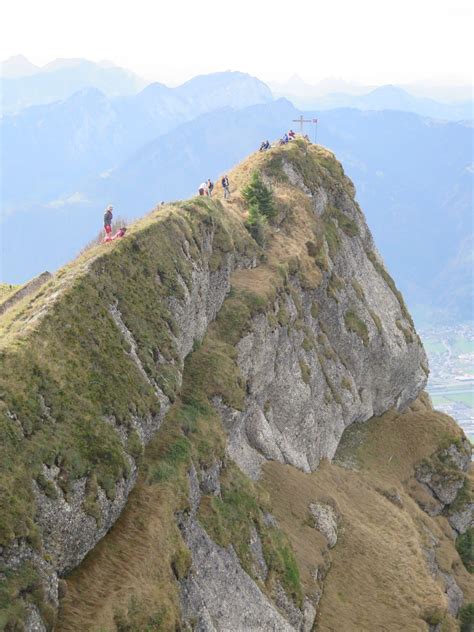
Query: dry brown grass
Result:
<box><xmin>262</xmin><ymin>400</ymin><xmax>473</xmax><ymax>632</ymax></box>
<box><xmin>57</xmin><ymin>477</ymin><xmax>184</xmax><ymax>631</ymax></box>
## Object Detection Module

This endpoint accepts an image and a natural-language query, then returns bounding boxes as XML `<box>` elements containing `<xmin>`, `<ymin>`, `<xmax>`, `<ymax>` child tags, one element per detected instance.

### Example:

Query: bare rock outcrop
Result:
<box><xmin>220</xmin><ymin>166</ymin><xmax>428</xmax><ymax>478</ymax></box>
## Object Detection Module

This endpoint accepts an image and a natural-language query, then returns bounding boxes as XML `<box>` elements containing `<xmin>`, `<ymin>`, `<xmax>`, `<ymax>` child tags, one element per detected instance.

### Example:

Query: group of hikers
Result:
<box><xmin>259</xmin><ymin>129</ymin><xmax>310</xmax><ymax>152</ymax></box>
<box><xmin>198</xmin><ymin>175</ymin><xmax>230</xmax><ymax>199</ymax></box>
<box><xmin>102</xmin><ymin>130</ymin><xmax>311</xmax><ymax>242</ymax></box>
<box><xmin>102</xmin><ymin>175</ymin><xmax>231</xmax><ymax>242</ymax></box>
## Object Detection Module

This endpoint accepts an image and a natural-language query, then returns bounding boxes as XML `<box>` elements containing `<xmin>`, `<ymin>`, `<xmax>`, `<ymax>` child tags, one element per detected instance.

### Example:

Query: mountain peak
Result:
<box><xmin>1</xmin><ymin>54</ymin><xmax>39</xmax><ymax>78</ymax></box>
<box><xmin>1</xmin><ymin>139</ymin><xmax>470</xmax><ymax>632</ymax></box>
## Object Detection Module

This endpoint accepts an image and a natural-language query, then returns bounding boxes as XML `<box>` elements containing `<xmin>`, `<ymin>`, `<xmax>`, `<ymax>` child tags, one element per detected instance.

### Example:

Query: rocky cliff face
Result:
<box><xmin>0</xmin><ymin>140</ymin><xmax>471</xmax><ymax>631</ymax></box>
<box><xmin>219</xmin><ymin>152</ymin><xmax>427</xmax><ymax>477</ymax></box>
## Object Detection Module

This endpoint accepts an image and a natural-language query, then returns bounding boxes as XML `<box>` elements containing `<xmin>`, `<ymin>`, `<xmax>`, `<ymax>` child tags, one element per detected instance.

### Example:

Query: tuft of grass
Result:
<box><xmin>327</xmin><ymin>272</ymin><xmax>344</xmax><ymax>301</ymax></box>
<box><xmin>396</xmin><ymin>319</ymin><xmax>414</xmax><ymax>344</ymax></box>
<box><xmin>113</xmin><ymin>595</ymin><xmax>165</xmax><ymax>632</ymax></box>
<box><xmin>299</xmin><ymin>360</ymin><xmax>311</xmax><ymax>385</ymax></box>
<box><xmin>351</xmin><ymin>279</ymin><xmax>365</xmax><ymax>301</ymax></box>
<box><xmin>322</xmin><ymin>214</ymin><xmax>341</xmax><ymax>259</ymax></box>
<box><xmin>341</xmin><ymin>377</ymin><xmax>352</xmax><ymax>392</ymax></box>
<box><xmin>369</xmin><ymin>310</ymin><xmax>383</xmax><ymax>334</ymax></box>
<box><xmin>323</xmin><ymin>205</ymin><xmax>360</xmax><ymax>239</ymax></box>
<box><xmin>344</xmin><ymin>310</ymin><xmax>369</xmax><ymax>346</ymax></box>
<box><xmin>277</xmin><ymin>304</ymin><xmax>290</xmax><ymax>327</ymax></box>
<box><xmin>422</xmin><ymin>607</ymin><xmax>445</xmax><ymax>626</ymax></box>
<box><xmin>0</xmin><ymin>561</ymin><xmax>55</xmax><ymax>631</ymax></box>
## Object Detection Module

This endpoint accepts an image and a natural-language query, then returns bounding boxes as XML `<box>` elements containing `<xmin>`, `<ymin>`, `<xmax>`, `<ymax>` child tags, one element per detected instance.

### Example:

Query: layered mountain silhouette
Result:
<box><xmin>271</xmin><ymin>80</ymin><xmax>473</xmax><ymax>121</ymax></box>
<box><xmin>0</xmin><ymin>56</ymin><xmax>147</xmax><ymax>112</ymax></box>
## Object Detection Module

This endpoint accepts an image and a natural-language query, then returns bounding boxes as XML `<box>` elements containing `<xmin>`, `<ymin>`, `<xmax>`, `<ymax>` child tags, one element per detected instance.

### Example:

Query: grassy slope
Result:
<box><xmin>263</xmin><ymin>396</ymin><xmax>473</xmax><ymax>631</ymax></box>
<box><xmin>0</xmin><ymin>196</ymin><xmax>257</xmax><ymax>628</ymax></box>
<box><xmin>0</xmin><ymin>283</ymin><xmax>20</xmax><ymax>303</ymax></box>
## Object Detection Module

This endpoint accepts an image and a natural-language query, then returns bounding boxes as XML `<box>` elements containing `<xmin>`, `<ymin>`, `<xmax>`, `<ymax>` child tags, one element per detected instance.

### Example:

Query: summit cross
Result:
<box><xmin>292</xmin><ymin>114</ymin><xmax>313</xmax><ymax>134</ymax></box>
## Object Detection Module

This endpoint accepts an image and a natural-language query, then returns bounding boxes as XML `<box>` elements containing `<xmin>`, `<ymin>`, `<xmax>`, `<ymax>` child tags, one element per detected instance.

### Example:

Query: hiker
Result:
<box><xmin>222</xmin><ymin>175</ymin><xmax>230</xmax><ymax>199</ymax></box>
<box><xmin>259</xmin><ymin>140</ymin><xmax>270</xmax><ymax>151</ymax></box>
<box><xmin>207</xmin><ymin>179</ymin><xmax>214</xmax><ymax>196</ymax></box>
<box><xmin>198</xmin><ymin>182</ymin><xmax>208</xmax><ymax>196</ymax></box>
<box><xmin>103</xmin><ymin>204</ymin><xmax>113</xmax><ymax>241</ymax></box>
<box><xmin>288</xmin><ymin>129</ymin><xmax>296</xmax><ymax>139</ymax></box>
<box><xmin>112</xmin><ymin>226</ymin><xmax>127</xmax><ymax>240</ymax></box>
<box><xmin>279</xmin><ymin>133</ymin><xmax>289</xmax><ymax>145</ymax></box>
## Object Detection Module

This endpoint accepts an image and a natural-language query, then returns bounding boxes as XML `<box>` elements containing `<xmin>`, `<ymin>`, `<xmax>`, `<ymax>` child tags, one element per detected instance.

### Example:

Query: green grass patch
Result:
<box><xmin>455</xmin><ymin>528</ymin><xmax>473</xmax><ymax>573</ymax></box>
<box><xmin>459</xmin><ymin>602</ymin><xmax>474</xmax><ymax>632</ymax></box>
<box><xmin>344</xmin><ymin>310</ymin><xmax>369</xmax><ymax>346</ymax></box>
<box><xmin>327</xmin><ymin>272</ymin><xmax>344</xmax><ymax>302</ymax></box>
<box><xmin>369</xmin><ymin>310</ymin><xmax>383</xmax><ymax>335</ymax></box>
<box><xmin>0</xmin><ymin>561</ymin><xmax>55</xmax><ymax>631</ymax></box>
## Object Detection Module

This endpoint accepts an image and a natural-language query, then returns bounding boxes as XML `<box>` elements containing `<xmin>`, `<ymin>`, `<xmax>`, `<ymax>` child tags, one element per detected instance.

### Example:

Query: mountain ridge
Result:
<box><xmin>1</xmin><ymin>140</ymin><xmax>471</xmax><ymax>631</ymax></box>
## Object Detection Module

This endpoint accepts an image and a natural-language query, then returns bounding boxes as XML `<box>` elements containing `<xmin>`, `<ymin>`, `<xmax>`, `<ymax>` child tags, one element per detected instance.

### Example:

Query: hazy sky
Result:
<box><xmin>1</xmin><ymin>0</ymin><xmax>472</xmax><ymax>85</ymax></box>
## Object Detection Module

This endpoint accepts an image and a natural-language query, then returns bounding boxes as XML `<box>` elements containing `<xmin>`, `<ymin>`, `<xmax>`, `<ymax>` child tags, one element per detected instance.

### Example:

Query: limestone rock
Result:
<box><xmin>220</xmin><ymin>166</ymin><xmax>428</xmax><ymax>478</ymax></box>
<box><xmin>309</xmin><ymin>502</ymin><xmax>339</xmax><ymax>548</ymax></box>
<box><xmin>415</xmin><ymin>441</ymin><xmax>472</xmax><ymax>507</ymax></box>
<box><xmin>180</xmin><ymin>469</ymin><xmax>296</xmax><ymax>631</ymax></box>
<box><xmin>448</xmin><ymin>504</ymin><xmax>473</xmax><ymax>534</ymax></box>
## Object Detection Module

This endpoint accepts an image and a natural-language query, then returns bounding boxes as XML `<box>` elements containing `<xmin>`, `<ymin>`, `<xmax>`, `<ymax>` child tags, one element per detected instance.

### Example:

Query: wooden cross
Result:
<box><xmin>292</xmin><ymin>114</ymin><xmax>313</xmax><ymax>134</ymax></box>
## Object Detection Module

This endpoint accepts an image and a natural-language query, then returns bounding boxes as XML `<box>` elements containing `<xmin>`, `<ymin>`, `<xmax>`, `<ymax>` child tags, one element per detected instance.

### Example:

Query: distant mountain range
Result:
<box><xmin>0</xmin><ymin>62</ymin><xmax>472</xmax><ymax>324</ymax></box>
<box><xmin>0</xmin><ymin>56</ymin><xmax>147</xmax><ymax>112</ymax></box>
<box><xmin>1</xmin><ymin>71</ymin><xmax>273</xmax><ymax>209</ymax></box>
<box><xmin>270</xmin><ymin>75</ymin><xmax>474</xmax><ymax>111</ymax></box>
<box><xmin>271</xmin><ymin>81</ymin><xmax>473</xmax><ymax>121</ymax></box>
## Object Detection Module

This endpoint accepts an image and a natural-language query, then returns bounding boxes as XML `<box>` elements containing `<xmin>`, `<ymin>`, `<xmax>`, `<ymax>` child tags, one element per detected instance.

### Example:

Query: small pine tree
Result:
<box><xmin>242</xmin><ymin>172</ymin><xmax>276</xmax><ymax>220</ymax></box>
<box><xmin>245</xmin><ymin>202</ymin><xmax>266</xmax><ymax>246</ymax></box>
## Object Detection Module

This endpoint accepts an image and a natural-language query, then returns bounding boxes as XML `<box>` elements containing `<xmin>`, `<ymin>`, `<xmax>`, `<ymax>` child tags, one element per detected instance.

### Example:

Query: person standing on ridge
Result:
<box><xmin>207</xmin><ymin>179</ymin><xmax>214</xmax><ymax>197</ymax></box>
<box><xmin>103</xmin><ymin>204</ymin><xmax>113</xmax><ymax>241</ymax></box>
<box><xmin>222</xmin><ymin>175</ymin><xmax>230</xmax><ymax>199</ymax></box>
<box><xmin>198</xmin><ymin>182</ymin><xmax>208</xmax><ymax>196</ymax></box>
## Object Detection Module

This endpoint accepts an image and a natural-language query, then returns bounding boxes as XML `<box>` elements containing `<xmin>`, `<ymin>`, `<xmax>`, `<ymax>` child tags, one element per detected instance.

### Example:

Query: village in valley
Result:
<box><xmin>420</xmin><ymin>321</ymin><xmax>474</xmax><ymax>443</ymax></box>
